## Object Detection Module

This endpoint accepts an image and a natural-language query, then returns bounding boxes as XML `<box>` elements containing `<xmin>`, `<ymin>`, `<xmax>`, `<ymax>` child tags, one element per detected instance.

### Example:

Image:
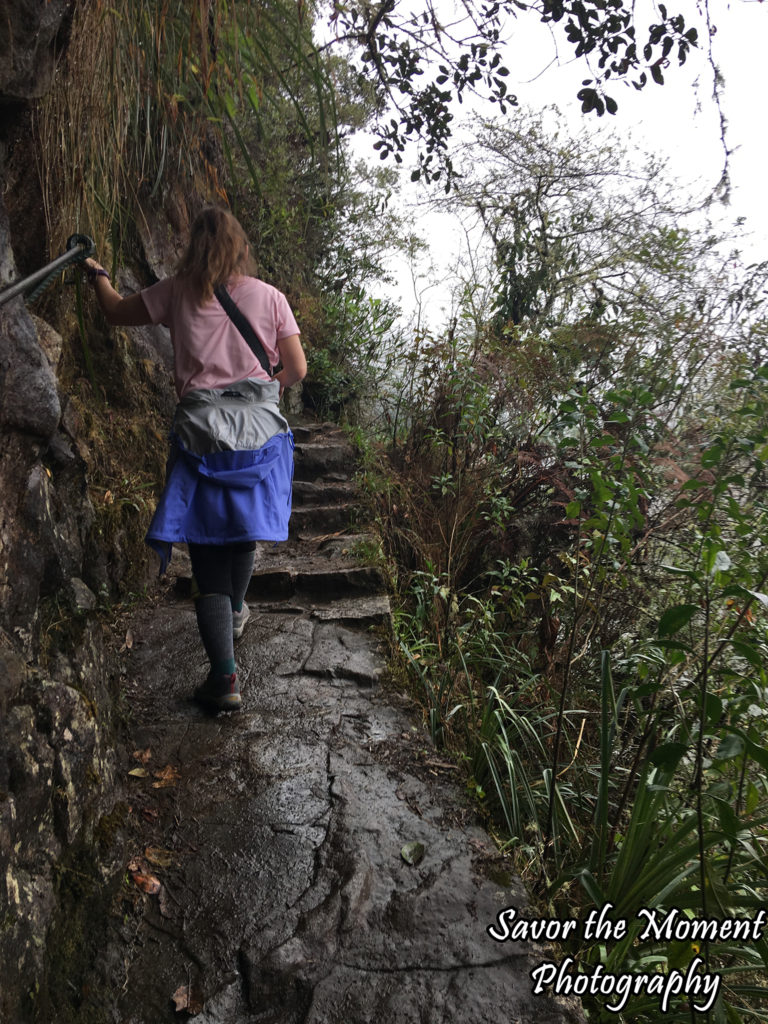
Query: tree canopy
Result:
<box><xmin>329</xmin><ymin>0</ymin><xmax>704</xmax><ymax>183</ymax></box>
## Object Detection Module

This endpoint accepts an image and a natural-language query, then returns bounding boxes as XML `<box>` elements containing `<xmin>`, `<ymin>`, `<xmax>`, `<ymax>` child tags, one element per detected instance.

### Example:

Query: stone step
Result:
<box><xmin>173</xmin><ymin>557</ymin><xmax>387</xmax><ymax>605</ymax></box>
<box><xmin>168</xmin><ymin>535</ymin><xmax>382</xmax><ymax>585</ymax></box>
<box><xmin>249</xmin><ymin>594</ymin><xmax>392</xmax><ymax>630</ymax></box>
<box><xmin>310</xmin><ymin>594</ymin><xmax>391</xmax><ymax>629</ymax></box>
<box><xmin>252</xmin><ymin>533</ymin><xmax>382</xmax><ymax>573</ymax></box>
<box><xmin>172</xmin><ymin>579</ymin><xmax>391</xmax><ymax>629</ymax></box>
<box><xmin>292</xmin><ymin>479</ymin><xmax>358</xmax><ymax>506</ymax></box>
<box><xmin>290</xmin><ymin>421</ymin><xmax>345</xmax><ymax>443</ymax></box>
<box><xmin>291</xmin><ymin>424</ymin><xmax>320</xmax><ymax>443</ymax></box>
<box><xmin>313</xmin><ymin>533</ymin><xmax>382</xmax><ymax>561</ymax></box>
<box><xmin>248</xmin><ymin>563</ymin><xmax>386</xmax><ymax>601</ymax></box>
<box><xmin>289</xmin><ymin>502</ymin><xmax>359</xmax><ymax>536</ymax></box>
<box><xmin>293</xmin><ymin>441</ymin><xmax>356</xmax><ymax>481</ymax></box>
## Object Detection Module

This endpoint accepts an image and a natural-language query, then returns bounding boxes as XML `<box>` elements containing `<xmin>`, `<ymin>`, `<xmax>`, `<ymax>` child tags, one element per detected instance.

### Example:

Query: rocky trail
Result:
<box><xmin>76</xmin><ymin>419</ymin><xmax>583</xmax><ymax>1024</ymax></box>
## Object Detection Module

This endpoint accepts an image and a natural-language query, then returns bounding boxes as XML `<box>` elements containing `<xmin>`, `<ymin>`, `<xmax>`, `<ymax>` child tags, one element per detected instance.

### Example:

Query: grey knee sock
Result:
<box><xmin>195</xmin><ymin>593</ymin><xmax>235</xmax><ymax>674</ymax></box>
<box><xmin>231</xmin><ymin>548</ymin><xmax>256</xmax><ymax>613</ymax></box>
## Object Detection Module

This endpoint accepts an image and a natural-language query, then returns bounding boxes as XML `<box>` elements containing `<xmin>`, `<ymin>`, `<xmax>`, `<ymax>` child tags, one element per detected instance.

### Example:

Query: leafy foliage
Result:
<box><xmin>366</xmin><ymin>114</ymin><xmax>768</xmax><ymax>1021</ymax></box>
<box><xmin>330</xmin><ymin>0</ymin><xmax>703</xmax><ymax>184</ymax></box>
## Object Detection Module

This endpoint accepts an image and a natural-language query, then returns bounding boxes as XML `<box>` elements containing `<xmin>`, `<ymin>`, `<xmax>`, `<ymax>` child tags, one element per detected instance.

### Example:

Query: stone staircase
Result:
<box><xmin>248</xmin><ymin>420</ymin><xmax>392</xmax><ymax>630</ymax></box>
<box><xmin>171</xmin><ymin>418</ymin><xmax>392</xmax><ymax>629</ymax></box>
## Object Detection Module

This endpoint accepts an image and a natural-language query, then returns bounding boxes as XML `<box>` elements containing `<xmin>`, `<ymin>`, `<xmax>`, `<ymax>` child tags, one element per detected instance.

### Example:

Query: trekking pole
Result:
<box><xmin>0</xmin><ymin>234</ymin><xmax>95</xmax><ymax>307</ymax></box>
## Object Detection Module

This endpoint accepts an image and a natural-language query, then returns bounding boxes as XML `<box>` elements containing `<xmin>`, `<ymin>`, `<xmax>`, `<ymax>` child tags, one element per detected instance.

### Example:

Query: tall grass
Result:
<box><xmin>35</xmin><ymin>0</ymin><xmax>337</xmax><ymax>260</ymax></box>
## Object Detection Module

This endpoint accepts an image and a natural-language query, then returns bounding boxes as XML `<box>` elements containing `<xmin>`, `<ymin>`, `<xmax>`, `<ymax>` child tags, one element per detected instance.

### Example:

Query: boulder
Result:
<box><xmin>0</xmin><ymin>197</ymin><xmax>61</xmax><ymax>438</ymax></box>
<box><xmin>0</xmin><ymin>0</ymin><xmax>72</xmax><ymax>101</ymax></box>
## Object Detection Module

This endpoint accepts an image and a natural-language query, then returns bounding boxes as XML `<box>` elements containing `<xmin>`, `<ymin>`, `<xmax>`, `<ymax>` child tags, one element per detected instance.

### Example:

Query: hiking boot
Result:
<box><xmin>194</xmin><ymin>672</ymin><xmax>242</xmax><ymax>713</ymax></box>
<box><xmin>232</xmin><ymin>603</ymin><xmax>251</xmax><ymax>640</ymax></box>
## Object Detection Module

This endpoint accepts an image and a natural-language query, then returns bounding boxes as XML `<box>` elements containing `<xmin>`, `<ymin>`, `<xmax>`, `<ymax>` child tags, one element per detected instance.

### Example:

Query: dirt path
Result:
<box><xmin>79</xmin><ymin>421</ymin><xmax>584</xmax><ymax>1024</ymax></box>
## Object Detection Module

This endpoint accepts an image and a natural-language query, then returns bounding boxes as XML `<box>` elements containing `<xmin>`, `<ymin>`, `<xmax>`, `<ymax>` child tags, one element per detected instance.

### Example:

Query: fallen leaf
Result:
<box><xmin>171</xmin><ymin>986</ymin><xmax>188</xmax><ymax>1012</ymax></box>
<box><xmin>128</xmin><ymin>767</ymin><xmax>149</xmax><ymax>778</ymax></box>
<box><xmin>131</xmin><ymin>871</ymin><xmax>161</xmax><ymax>895</ymax></box>
<box><xmin>400</xmin><ymin>841</ymin><xmax>426</xmax><ymax>866</ymax></box>
<box><xmin>141</xmin><ymin>807</ymin><xmax>160</xmax><ymax>823</ymax></box>
<box><xmin>124</xmin><ymin>629</ymin><xmax>134</xmax><ymax>650</ymax></box>
<box><xmin>171</xmin><ymin>984</ymin><xmax>204</xmax><ymax>1015</ymax></box>
<box><xmin>152</xmin><ymin>765</ymin><xmax>181</xmax><ymax>789</ymax></box>
<box><xmin>132</xmin><ymin>747</ymin><xmax>152</xmax><ymax>764</ymax></box>
<box><xmin>158</xmin><ymin>885</ymin><xmax>172</xmax><ymax>919</ymax></box>
<box><xmin>145</xmin><ymin>846</ymin><xmax>174</xmax><ymax>868</ymax></box>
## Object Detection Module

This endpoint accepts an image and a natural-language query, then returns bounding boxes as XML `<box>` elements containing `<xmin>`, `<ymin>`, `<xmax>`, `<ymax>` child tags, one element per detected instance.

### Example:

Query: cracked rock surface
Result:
<box><xmin>78</xmin><ymin>421</ymin><xmax>584</xmax><ymax>1024</ymax></box>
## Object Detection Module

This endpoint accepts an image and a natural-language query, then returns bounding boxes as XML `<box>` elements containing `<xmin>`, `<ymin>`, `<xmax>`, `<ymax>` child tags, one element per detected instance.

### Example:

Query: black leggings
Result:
<box><xmin>188</xmin><ymin>542</ymin><xmax>257</xmax><ymax>599</ymax></box>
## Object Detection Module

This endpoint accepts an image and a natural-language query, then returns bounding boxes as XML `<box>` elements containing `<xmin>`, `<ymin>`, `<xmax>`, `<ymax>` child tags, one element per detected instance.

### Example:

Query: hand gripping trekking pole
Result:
<box><xmin>0</xmin><ymin>234</ymin><xmax>96</xmax><ymax>307</ymax></box>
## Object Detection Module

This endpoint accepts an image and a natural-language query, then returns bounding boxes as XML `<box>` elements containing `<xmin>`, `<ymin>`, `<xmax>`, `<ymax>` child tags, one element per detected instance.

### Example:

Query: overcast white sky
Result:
<box><xmin>500</xmin><ymin>0</ymin><xmax>766</xmax><ymax>245</ymax></box>
<box><xmin>365</xmin><ymin>0</ymin><xmax>767</xmax><ymax>325</ymax></box>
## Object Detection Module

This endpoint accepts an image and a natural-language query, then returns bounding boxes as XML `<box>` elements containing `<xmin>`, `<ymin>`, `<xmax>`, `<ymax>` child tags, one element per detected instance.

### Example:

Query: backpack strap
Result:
<box><xmin>214</xmin><ymin>283</ymin><xmax>272</xmax><ymax>375</ymax></box>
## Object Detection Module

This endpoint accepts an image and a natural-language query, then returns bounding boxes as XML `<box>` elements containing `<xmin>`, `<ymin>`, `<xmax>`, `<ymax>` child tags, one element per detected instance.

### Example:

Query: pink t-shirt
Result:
<box><xmin>141</xmin><ymin>275</ymin><xmax>300</xmax><ymax>398</ymax></box>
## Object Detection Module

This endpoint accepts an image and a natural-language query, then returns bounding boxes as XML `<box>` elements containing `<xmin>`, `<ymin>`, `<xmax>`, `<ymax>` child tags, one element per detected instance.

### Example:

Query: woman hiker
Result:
<box><xmin>85</xmin><ymin>206</ymin><xmax>307</xmax><ymax>713</ymax></box>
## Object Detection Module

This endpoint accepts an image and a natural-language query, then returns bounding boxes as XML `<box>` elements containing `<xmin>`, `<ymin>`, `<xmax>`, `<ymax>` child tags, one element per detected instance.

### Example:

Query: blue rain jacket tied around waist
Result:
<box><xmin>145</xmin><ymin>378</ymin><xmax>294</xmax><ymax>572</ymax></box>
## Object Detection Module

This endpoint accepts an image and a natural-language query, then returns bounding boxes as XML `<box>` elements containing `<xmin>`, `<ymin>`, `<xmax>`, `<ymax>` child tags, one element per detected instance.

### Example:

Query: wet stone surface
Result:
<box><xmin>77</xmin><ymin>422</ymin><xmax>583</xmax><ymax>1024</ymax></box>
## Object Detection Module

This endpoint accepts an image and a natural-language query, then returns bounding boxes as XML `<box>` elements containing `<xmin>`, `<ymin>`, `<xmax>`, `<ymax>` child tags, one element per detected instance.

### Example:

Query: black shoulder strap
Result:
<box><xmin>214</xmin><ymin>283</ymin><xmax>271</xmax><ymax>374</ymax></box>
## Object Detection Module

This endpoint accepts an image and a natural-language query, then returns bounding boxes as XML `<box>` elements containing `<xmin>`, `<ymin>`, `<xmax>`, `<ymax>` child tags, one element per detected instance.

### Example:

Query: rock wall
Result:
<box><xmin>0</xmin><ymin>4</ymin><xmax>174</xmax><ymax>1019</ymax></box>
<box><xmin>0</xmin><ymin>0</ymin><xmax>73</xmax><ymax>100</ymax></box>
